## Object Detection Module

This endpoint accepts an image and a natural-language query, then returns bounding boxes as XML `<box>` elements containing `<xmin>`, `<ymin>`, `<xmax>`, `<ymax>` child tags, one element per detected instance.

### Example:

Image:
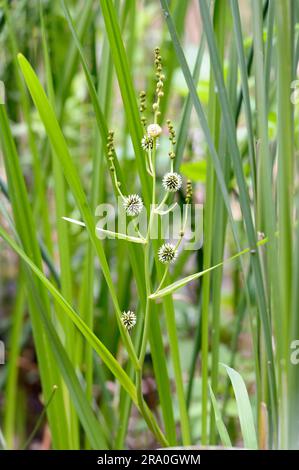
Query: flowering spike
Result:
<box><xmin>166</xmin><ymin>119</ymin><xmax>176</xmax><ymax>144</ymax></box>
<box><xmin>185</xmin><ymin>179</ymin><xmax>193</xmax><ymax>203</ymax></box>
<box><xmin>107</xmin><ymin>130</ymin><xmax>115</xmax><ymax>170</ymax></box>
<box><xmin>139</xmin><ymin>90</ymin><xmax>146</xmax><ymax>113</ymax></box>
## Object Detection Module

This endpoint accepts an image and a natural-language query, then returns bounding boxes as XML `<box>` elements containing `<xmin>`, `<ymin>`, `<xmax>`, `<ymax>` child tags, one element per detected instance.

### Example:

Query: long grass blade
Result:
<box><xmin>222</xmin><ymin>364</ymin><xmax>258</xmax><ymax>449</ymax></box>
<box><xmin>17</xmin><ymin>53</ymin><xmax>139</xmax><ymax>370</ymax></box>
<box><xmin>209</xmin><ymin>385</ymin><xmax>232</xmax><ymax>447</ymax></box>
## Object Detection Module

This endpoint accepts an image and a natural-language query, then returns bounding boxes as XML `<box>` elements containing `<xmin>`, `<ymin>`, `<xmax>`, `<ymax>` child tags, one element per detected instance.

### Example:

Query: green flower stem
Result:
<box><xmin>154</xmin><ymin>203</ymin><xmax>190</xmax><ymax>294</ymax></box>
<box><xmin>135</xmin><ymin>136</ymin><xmax>169</xmax><ymax>445</ymax></box>
<box><xmin>156</xmin><ymin>192</ymin><xmax>170</xmax><ymax>212</ymax></box>
<box><xmin>137</xmin><ymin>138</ymin><xmax>158</xmax><ymax>368</ymax></box>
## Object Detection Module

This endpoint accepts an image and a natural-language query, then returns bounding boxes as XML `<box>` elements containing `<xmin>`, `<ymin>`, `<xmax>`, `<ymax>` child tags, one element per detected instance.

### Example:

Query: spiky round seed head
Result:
<box><xmin>158</xmin><ymin>243</ymin><xmax>177</xmax><ymax>264</ymax></box>
<box><xmin>141</xmin><ymin>135</ymin><xmax>154</xmax><ymax>151</ymax></box>
<box><xmin>123</xmin><ymin>194</ymin><xmax>143</xmax><ymax>216</ymax></box>
<box><xmin>162</xmin><ymin>172</ymin><xmax>182</xmax><ymax>192</ymax></box>
<box><xmin>121</xmin><ymin>311</ymin><xmax>136</xmax><ymax>331</ymax></box>
<box><xmin>147</xmin><ymin>123</ymin><xmax>162</xmax><ymax>138</ymax></box>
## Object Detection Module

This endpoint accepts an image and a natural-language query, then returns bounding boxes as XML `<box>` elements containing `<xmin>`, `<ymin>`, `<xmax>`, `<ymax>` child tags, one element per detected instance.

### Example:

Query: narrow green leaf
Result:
<box><xmin>0</xmin><ymin>224</ymin><xmax>137</xmax><ymax>402</ymax></box>
<box><xmin>0</xmin><ymin>102</ymin><xmax>70</xmax><ymax>449</ymax></box>
<box><xmin>209</xmin><ymin>385</ymin><xmax>232</xmax><ymax>447</ymax></box>
<box><xmin>4</xmin><ymin>275</ymin><xmax>25</xmax><ymax>449</ymax></box>
<box><xmin>0</xmin><ymin>224</ymin><xmax>168</xmax><ymax>446</ymax></box>
<box><xmin>17</xmin><ymin>53</ymin><xmax>139</xmax><ymax>370</ymax></box>
<box><xmin>40</xmin><ymin>2</ymin><xmax>79</xmax><ymax>447</ymax></box>
<box><xmin>62</xmin><ymin>217</ymin><xmax>146</xmax><ymax>244</ymax></box>
<box><xmin>230</xmin><ymin>0</ymin><xmax>256</xmax><ymax>198</ymax></box>
<box><xmin>149</xmin><ymin>238</ymin><xmax>268</xmax><ymax>300</ymax></box>
<box><xmin>221</xmin><ymin>364</ymin><xmax>258</xmax><ymax>449</ymax></box>
<box><xmin>160</xmin><ymin>4</ymin><xmax>276</xmax><ymax>423</ymax></box>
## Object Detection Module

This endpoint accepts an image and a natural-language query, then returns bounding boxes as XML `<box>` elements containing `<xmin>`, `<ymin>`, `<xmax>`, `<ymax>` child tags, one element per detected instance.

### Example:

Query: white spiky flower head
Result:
<box><xmin>158</xmin><ymin>243</ymin><xmax>177</xmax><ymax>264</ymax></box>
<box><xmin>121</xmin><ymin>311</ymin><xmax>137</xmax><ymax>331</ymax></box>
<box><xmin>123</xmin><ymin>194</ymin><xmax>143</xmax><ymax>216</ymax></box>
<box><xmin>147</xmin><ymin>123</ymin><xmax>162</xmax><ymax>138</ymax></box>
<box><xmin>162</xmin><ymin>172</ymin><xmax>182</xmax><ymax>192</ymax></box>
<box><xmin>141</xmin><ymin>134</ymin><xmax>160</xmax><ymax>151</ymax></box>
<box><xmin>141</xmin><ymin>134</ymin><xmax>154</xmax><ymax>151</ymax></box>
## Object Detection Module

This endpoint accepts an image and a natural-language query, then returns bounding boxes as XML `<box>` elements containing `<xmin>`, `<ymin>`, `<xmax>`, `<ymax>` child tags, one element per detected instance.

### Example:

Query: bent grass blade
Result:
<box><xmin>221</xmin><ymin>364</ymin><xmax>258</xmax><ymax>449</ymax></box>
<box><xmin>62</xmin><ymin>217</ymin><xmax>147</xmax><ymax>244</ymax></box>
<box><xmin>17</xmin><ymin>53</ymin><xmax>139</xmax><ymax>371</ymax></box>
<box><xmin>149</xmin><ymin>238</ymin><xmax>268</xmax><ymax>300</ymax></box>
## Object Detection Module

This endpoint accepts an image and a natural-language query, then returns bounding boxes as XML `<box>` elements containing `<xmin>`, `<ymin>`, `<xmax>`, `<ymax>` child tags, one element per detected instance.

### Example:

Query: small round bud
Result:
<box><xmin>153</xmin><ymin>103</ymin><xmax>158</xmax><ymax>111</ymax></box>
<box><xmin>147</xmin><ymin>123</ymin><xmax>162</xmax><ymax>138</ymax></box>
